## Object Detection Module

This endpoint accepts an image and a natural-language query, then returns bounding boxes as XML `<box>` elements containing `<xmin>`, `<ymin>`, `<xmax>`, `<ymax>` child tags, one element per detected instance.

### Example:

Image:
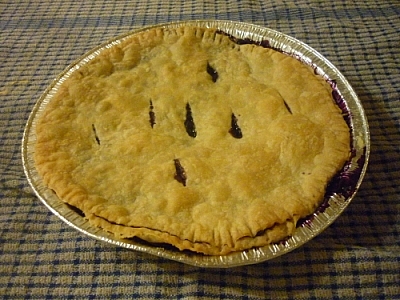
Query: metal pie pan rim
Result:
<box><xmin>22</xmin><ymin>20</ymin><xmax>370</xmax><ymax>268</ymax></box>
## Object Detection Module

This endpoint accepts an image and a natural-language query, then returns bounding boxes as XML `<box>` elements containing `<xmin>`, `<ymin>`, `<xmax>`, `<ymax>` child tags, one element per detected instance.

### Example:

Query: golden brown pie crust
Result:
<box><xmin>34</xmin><ymin>27</ymin><xmax>350</xmax><ymax>255</ymax></box>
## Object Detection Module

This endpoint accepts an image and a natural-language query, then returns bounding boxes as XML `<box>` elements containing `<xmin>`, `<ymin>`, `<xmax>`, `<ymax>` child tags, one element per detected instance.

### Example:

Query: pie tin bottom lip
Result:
<box><xmin>22</xmin><ymin>20</ymin><xmax>370</xmax><ymax>268</ymax></box>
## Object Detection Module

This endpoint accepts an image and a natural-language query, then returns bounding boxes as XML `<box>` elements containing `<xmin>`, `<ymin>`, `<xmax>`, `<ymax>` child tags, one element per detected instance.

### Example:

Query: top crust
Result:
<box><xmin>34</xmin><ymin>27</ymin><xmax>350</xmax><ymax>255</ymax></box>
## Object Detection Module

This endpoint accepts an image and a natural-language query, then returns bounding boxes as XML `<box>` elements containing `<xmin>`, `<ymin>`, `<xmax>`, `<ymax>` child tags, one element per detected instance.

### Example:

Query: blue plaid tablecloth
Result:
<box><xmin>1</xmin><ymin>0</ymin><xmax>399</xmax><ymax>298</ymax></box>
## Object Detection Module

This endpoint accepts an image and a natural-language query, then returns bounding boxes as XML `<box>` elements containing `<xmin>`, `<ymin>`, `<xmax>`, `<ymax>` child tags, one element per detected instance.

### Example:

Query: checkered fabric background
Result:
<box><xmin>1</xmin><ymin>0</ymin><xmax>399</xmax><ymax>298</ymax></box>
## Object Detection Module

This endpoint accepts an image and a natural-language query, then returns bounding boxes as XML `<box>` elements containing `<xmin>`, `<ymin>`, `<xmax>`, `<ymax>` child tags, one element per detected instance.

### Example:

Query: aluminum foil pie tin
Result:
<box><xmin>22</xmin><ymin>20</ymin><xmax>370</xmax><ymax>268</ymax></box>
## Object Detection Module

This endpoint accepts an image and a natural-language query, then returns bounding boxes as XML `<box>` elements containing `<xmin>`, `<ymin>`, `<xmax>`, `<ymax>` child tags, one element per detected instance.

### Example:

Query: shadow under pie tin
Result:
<box><xmin>22</xmin><ymin>20</ymin><xmax>370</xmax><ymax>268</ymax></box>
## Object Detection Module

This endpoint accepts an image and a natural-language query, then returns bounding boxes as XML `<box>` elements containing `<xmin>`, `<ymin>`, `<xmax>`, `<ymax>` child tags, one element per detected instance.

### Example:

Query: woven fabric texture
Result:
<box><xmin>1</xmin><ymin>0</ymin><xmax>399</xmax><ymax>299</ymax></box>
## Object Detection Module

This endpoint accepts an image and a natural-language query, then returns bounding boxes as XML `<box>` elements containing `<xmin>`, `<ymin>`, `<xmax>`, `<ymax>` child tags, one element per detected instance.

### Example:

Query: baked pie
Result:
<box><xmin>34</xmin><ymin>27</ymin><xmax>350</xmax><ymax>255</ymax></box>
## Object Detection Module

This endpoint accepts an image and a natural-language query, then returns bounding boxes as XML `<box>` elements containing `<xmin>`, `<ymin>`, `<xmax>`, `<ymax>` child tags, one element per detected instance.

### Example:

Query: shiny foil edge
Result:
<box><xmin>22</xmin><ymin>20</ymin><xmax>370</xmax><ymax>268</ymax></box>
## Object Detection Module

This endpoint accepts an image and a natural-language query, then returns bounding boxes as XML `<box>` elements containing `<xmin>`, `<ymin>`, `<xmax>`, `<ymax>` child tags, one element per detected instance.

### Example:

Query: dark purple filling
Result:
<box><xmin>229</xmin><ymin>113</ymin><xmax>243</xmax><ymax>139</ymax></box>
<box><xmin>328</xmin><ymin>79</ymin><xmax>353</xmax><ymax>128</ymax></box>
<box><xmin>92</xmin><ymin>124</ymin><xmax>101</xmax><ymax>145</ymax></box>
<box><xmin>325</xmin><ymin>148</ymin><xmax>366</xmax><ymax>200</ymax></box>
<box><xmin>297</xmin><ymin>147</ymin><xmax>366</xmax><ymax>228</ymax></box>
<box><xmin>174</xmin><ymin>158</ymin><xmax>187</xmax><ymax>186</ymax></box>
<box><xmin>216</xmin><ymin>30</ymin><xmax>279</xmax><ymax>51</ymax></box>
<box><xmin>283</xmin><ymin>100</ymin><xmax>293</xmax><ymax>114</ymax></box>
<box><xmin>184</xmin><ymin>102</ymin><xmax>197</xmax><ymax>138</ymax></box>
<box><xmin>149</xmin><ymin>100</ymin><xmax>156</xmax><ymax>128</ymax></box>
<box><xmin>206</xmin><ymin>62</ymin><xmax>219</xmax><ymax>82</ymax></box>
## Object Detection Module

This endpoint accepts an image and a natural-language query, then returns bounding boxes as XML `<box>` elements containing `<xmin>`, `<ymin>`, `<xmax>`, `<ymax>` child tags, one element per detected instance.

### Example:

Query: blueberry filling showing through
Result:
<box><xmin>229</xmin><ymin>113</ymin><xmax>243</xmax><ymax>139</ymax></box>
<box><xmin>184</xmin><ymin>102</ymin><xmax>197</xmax><ymax>138</ymax></box>
<box><xmin>206</xmin><ymin>62</ymin><xmax>218</xmax><ymax>82</ymax></box>
<box><xmin>92</xmin><ymin>124</ymin><xmax>100</xmax><ymax>145</ymax></box>
<box><xmin>216</xmin><ymin>30</ymin><xmax>276</xmax><ymax>50</ymax></box>
<box><xmin>174</xmin><ymin>159</ymin><xmax>187</xmax><ymax>186</ymax></box>
<box><xmin>149</xmin><ymin>100</ymin><xmax>156</xmax><ymax>128</ymax></box>
<box><xmin>283</xmin><ymin>100</ymin><xmax>292</xmax><ymax>114</ymax></box>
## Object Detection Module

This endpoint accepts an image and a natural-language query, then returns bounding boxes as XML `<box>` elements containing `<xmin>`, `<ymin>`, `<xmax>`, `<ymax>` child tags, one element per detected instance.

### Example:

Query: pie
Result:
<box><xmin>34</xmin><ymin>26</ymin><xmax>350</xmax><ymax>255</ymax></box>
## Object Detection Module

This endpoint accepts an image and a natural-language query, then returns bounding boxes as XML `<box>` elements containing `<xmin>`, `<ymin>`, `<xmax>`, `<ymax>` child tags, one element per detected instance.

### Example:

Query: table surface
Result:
<box><xmin>1</xmin><ymin>0</ymin><xmax>399</xmax><ymax>299</ymax></box>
